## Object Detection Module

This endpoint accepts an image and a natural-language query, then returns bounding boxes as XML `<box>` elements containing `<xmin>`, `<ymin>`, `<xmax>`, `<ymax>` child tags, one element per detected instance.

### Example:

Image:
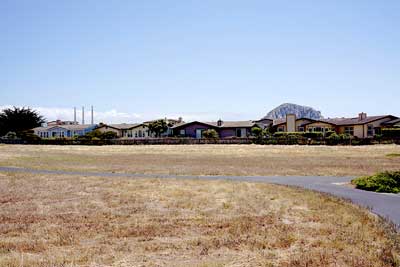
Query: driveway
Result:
<box><xmin>0</xmin><ymin>166</ymin><xmax>399</xmax><ymax>227</ymax></box>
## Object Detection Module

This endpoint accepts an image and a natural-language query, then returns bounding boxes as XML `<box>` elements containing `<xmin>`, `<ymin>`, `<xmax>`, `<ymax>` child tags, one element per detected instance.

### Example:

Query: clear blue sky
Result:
<box><xmin>1</xmin><ymin>0</ymin><xmax>399</xmax><ymax>122</ymax></box>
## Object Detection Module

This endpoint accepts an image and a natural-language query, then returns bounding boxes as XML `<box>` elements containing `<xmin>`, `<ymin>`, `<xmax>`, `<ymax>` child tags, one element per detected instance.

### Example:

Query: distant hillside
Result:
<box><xmin>263</xmin><ymin>103</ymin><xmax>323</xmax><ymax>120</ymax></box>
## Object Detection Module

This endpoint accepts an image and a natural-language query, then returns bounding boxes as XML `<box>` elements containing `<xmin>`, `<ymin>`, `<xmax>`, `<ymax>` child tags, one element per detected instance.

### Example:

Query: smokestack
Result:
<box><xmin>91</xmin><ymin>106</ymin><xmax>94</xmax><ymax>125</ymax></box>
<box><xmin>74</xmin><ymin>107</ymin><xmax>76</xmax><ymax>125</ymax></box>
<box><xmin>82</xmin><ymin>106</ymin><xmax>85</xmax><ymax>125</ymax></box>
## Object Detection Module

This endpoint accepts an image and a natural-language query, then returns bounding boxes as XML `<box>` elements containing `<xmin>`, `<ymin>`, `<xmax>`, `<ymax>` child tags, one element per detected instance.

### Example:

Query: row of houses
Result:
<box><xmin>33</xmin><ymin>112</ymin><xmax>400</xmax><ymax>139</ymax></box>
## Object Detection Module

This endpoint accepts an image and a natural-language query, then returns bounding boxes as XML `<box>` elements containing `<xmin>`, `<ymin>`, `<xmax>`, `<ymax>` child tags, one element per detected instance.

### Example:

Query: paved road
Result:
<box><xmin>1</xmin><ymin>166</ymin><xmax>399</xmax><ymax>227</ymax></box>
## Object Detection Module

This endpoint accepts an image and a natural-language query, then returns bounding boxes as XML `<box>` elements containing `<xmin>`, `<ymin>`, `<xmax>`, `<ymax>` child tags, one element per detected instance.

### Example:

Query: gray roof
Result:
<box><xmin>273</xmin><ymin>115</ymin><xmax>398</xmax><ymax>127</ymax></box>
<box><xmin>33</xmin><ymin>124</ymin><xmax>96</xmax><ymax>131</ymax></box>
<box><xmin>383</xmin><ymin>118</ymin><xmax>400</xmax><ymax>125</ymax></box>
<box><xmin>322</xmin><ymin>115</ymin><xmax>395</xmax><ymax>126</ymax></box>
<box><xmin>96</xmin><ymin>123</ymin><xmax>142</xmax><ymax>130</ymax></box>
<box><xmin>172</xmin><ymin>120</ymin><xmax>257</xmax><ymax>129</ymax></box>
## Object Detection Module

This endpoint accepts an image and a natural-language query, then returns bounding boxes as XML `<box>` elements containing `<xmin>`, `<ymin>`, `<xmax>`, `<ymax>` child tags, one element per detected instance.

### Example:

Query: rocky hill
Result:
<box><xmin>263</xmin><ymin>103</ymin><xmax>323</xmax><ymax>120</ymax></box>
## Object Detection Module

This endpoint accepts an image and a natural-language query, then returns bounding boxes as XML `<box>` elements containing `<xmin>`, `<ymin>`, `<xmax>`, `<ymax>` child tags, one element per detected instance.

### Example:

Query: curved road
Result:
<box><xmin>0</xmin><ymin>166</ymin><xmax>399</xmax><ymax>227</ymax></box>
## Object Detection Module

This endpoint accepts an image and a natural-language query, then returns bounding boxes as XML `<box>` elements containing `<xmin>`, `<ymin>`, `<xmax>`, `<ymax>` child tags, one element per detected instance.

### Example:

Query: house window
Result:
<box><xmin>298</xmin><ymin>127</ymin><xmax>304</xmax><ymax>132</ymax></box>
<box><xmin>277</xmin><ymin>127</ymin><xmax>284</xmax><ymax>132</ymax></box>
<box><xmin>138</xmin><ymin>130</ymin><xmax>142</xmax><ymax>137</ymax></box>
<box><xmin>180</xmin><ymin>129</ymin><xmax>186</xmax><ymax>136</ymax></box>
<box><xmin>367</xmin><ymin>125</ymin><xmax>374</xmax><ymax>136</ymax></box>
<box><xmin>344</xmin><ymin>126</ymin><xmax>354</xmax><ymax>136</ymax></box>
<box><xmin>236</xmin><ymin>129</ymin><xmax>242</xmax><ymax>137</ymax></box>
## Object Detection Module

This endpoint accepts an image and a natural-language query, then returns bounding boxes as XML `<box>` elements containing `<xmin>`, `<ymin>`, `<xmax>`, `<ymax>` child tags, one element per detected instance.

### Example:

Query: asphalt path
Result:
<box><xmin>1</xmin><ymin>166</ymin><xmax>399</xmax><ymax>227</ymax></box>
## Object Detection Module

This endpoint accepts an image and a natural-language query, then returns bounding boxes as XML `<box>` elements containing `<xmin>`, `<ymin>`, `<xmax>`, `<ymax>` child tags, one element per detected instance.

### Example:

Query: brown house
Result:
<box><xmin>273</xmin><ymin>113</ymin><xmax>398</xmax><ymax>138</ymax></box>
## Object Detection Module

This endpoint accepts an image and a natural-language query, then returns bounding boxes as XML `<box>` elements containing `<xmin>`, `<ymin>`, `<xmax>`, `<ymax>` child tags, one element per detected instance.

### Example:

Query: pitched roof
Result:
<box><xmin>172</xmin><ymin>120</ymin><xmax>256</xmax><ymax>129</ymax></box>
<box><xmin>97</xmin><ymin>123</ymin><xmax>142</xmax><ymax>130</ymax></box>
<box><xmin>33</xmin><ymin>124</ymin><xmax>96</xmax><ymax>131</ymax></box>
<box><xmin>322</xmin><ymin>115</ymin><xmax>395</xmax><ymax>126</ymax></box>
<box><xmin>272</xmin><ymin>115</ymin><xmax>398</xmax><ymax>127</ymax></box>
<box><xmin>382</xmin><ymin>118</ymin><xmax>400</xmax><ymax>126</ymax></box>
<box><xmin>210</xmin><ymin>121</ymin><xmax>257</xmax><ymax>128</ymax></box>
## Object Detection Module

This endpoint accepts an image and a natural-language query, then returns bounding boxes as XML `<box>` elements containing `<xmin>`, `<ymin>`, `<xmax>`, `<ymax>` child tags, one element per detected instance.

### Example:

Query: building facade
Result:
<box><xmin>273</xmin><ymin>113</ymin><xmax>398</xmax><ymax>138</ymax></box>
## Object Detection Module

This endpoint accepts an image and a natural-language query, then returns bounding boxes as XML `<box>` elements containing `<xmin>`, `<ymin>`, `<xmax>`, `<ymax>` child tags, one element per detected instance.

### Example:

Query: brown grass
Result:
<box><xmin>0</xmin><ymin>171</ymin><xmax>399</xmax><ymax>266</ymax></box>
<box><xmin>0</xmin><ymin>144</ymin><xmax>399</xmax><ymax>176</ymax></box>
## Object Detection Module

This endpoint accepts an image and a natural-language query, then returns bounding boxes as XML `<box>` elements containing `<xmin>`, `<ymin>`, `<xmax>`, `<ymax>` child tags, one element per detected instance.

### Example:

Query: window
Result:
<box><xmin>138</xmin><ymin>130</ymin><xmax>142</xmax><ymax>137</ymax></box>
<box><xmin>344</xmin><ymin>126</ymin><xmax>354</xmax><ymax>135</ymax></box>
<box><xmin>277</xmin><ymin>127</ymin><xmax>284</xmax><ymax>132</ymax></box>
<box><xmin>180</xmin><ymin>129</ymin><xmax>186</xmax><ymax>135</ymax></box>
<box><xmin>367</xmin><ymin>125</ymin><xmax>374</xmax><ymax>136</ymax></box>
<box><xmin>236</xmin><ymin>129</ymin><xmax>241</xmax><ymax>137</ymax></box>
<box><xmin>298</xmin><ymin>127</ymin><xmax>304</xmax><ymax>132</ymax></box>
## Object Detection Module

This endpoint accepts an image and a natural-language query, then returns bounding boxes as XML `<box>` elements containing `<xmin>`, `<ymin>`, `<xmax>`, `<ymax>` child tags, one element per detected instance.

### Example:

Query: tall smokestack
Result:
<box><xmin>91</xmin><ymin>106</ymin><xmax>94</xmax><ymax>125</ymax></box>
<box><xmin>82</xmin><ymin>106</ymin><xmax>85</xmax><ymax>125</ymax></box>
<box><xmin>74</xmin><ymin>107</ymin><xmax>76</xmax><ymax>125</ymax></box>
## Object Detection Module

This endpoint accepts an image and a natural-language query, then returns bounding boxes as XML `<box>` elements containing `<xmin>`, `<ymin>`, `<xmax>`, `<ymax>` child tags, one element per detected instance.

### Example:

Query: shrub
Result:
<box><xmin>325</xmin><ymin>131</ymin><xmax>336</xmax><ymax>138</ymax></box>
<box><xmin>382</xmin><ymin>128</ymin><xmax>400</xmax><ymax>138</ymax></box>
<box><xmin>303</xmin><ymin>132</ymin><xmax>323</xmax><ymax>139</ymax></box>
<box><xmin>202</xmin><ymin>129</ymin><xmax>218</xmax><ymax>139</ymax></box>
<box><xmin>326</xmin><ymin>133</ymin><xmax>340</xmax><ymax>145</ymax></box>
<box><xmin>351</xmin><ymin>171</ymin><xmax>400</xmax><ymax>193</ymax></box>
<box><xmin>273</xmin><ymin>132</ymin><xmax>304</xmax><ymax>137</ymax></box>
<box><xmin>251</xmin><ymin>127</ymin><xmax>263</xmax><ymax>137</ymax></box>
<box><xmin>4</xmin><ymin>131</ymin><xmax>17</xmax><ymax>139</ymax></box>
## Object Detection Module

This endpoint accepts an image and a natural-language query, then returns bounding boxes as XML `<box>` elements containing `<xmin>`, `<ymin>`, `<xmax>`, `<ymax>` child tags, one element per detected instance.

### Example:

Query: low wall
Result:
<box><xmin>1</xmin><ymin>137</ymin><xmax>399</xmax><ymax>146</ymax></box>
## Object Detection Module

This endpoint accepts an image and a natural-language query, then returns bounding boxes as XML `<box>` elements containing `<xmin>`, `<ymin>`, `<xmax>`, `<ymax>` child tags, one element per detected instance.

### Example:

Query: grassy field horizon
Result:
<box><xmin>1</xmin><ymin>144</ymin><xmax>399</xmax><ymax>177</ymax></box>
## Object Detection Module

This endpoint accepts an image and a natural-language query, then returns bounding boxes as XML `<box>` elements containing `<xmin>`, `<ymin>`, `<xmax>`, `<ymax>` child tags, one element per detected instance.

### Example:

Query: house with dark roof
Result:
<box><xmin>171</xmin><ymin>120</ymin><xmax>259</xmax><ymax>138</ymax></box>
<box><xmin>382</xmin><ymin>118</ymin><xmax>400</xmax><ymax>128</ymax></box>
<box><xmin>273</xmin><ymin>113</ymin><xmax>399</xmax><ymax>138</ymax></box>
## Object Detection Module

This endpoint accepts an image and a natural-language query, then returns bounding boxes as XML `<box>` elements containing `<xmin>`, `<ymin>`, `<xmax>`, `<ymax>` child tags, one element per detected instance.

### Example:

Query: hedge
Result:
<box><xmin>382</xmin><ymin>128</ymin><xmax>400</xmax><ymax>138</ymax></box>
<box><xmin>351</xmin><ymin>171</ymin><xmax>400</xmax><ymax>193</ymax></box>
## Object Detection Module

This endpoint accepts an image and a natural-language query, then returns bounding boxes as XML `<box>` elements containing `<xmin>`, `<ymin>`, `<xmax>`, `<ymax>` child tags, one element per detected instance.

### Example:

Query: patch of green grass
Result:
<box><xmin>351</xmin><ymin>171</ymin><xmax>400</xmax><ymax>193</ymax></box>
<box><xmin>386</xmin><ymin>153</ymin><xmax>400</xmax><ymax>158</ymax></box>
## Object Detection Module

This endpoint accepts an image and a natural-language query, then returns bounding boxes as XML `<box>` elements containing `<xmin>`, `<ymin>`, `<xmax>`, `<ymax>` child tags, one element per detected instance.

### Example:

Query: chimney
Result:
<box><xmin>217</xmin><ymin>119</ymin><xmax>223</xmax><ymax>126</ymax></box>
<box><xmin>91</xmin><ymin>106</ymin><xmax>94</xmax><ymax>125</ymax></box>
<box><xmin>178</xmin><ymin>117</ymin><xmax>183</xmax><ymax>123</ymax></box>
<box><xmin>286</xmin><ymin>114</ymin><xmax>296</xmax><ymax>132</ymax></box>
<box><xmin>74</xmin><ymin>107</ymin><xmax>77</xmax><ymax>125</ymax></box>
<box><xmin>82</xmin><ymin>106</ymin><xmax>85</xmax><ymax>125</ymax></box>
<box><xmin>358</xmin><ymin>112</ymin><xmax>367</xmax><ymax>121</ymax></box>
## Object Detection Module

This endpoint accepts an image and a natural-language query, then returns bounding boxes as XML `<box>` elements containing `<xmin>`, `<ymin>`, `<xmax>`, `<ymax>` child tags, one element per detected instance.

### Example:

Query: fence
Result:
<box><xmin>1</xmin><ymin>137</ymin><xmax>399</xmax><ymax>146</ymax></box>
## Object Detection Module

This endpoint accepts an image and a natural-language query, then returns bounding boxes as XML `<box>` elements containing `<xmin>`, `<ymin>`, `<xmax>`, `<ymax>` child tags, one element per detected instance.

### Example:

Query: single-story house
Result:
<box><xmin>33</xmin><ymin>124</ymin><xmax>97</xmax><ymax>138</ymax></box>
<box><xmin>172</xmin><ymin>120</ymin><xmax>259</xmax><ymax>138</ymax></box>
<box><xmin>273</xmin><ymin>113</ymin><xmax>399</xmax><ymax>138</ymax></box>
<box><xmin>95</xmin><ymin>123</ymin><xmax>151</xmax><ymax>138</ymax></box>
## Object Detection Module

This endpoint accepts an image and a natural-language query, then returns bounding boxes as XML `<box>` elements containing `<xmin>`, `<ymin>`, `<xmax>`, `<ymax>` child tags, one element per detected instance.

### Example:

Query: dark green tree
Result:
<box><xmin>0</xmin><ymin>107</ymin><xmax>45</xmax><ymax>137</ymax></box>
<box><xmin>147</xmin><ymin>119</ymin><xmax>168</xmax><ymax>137</ymax></box>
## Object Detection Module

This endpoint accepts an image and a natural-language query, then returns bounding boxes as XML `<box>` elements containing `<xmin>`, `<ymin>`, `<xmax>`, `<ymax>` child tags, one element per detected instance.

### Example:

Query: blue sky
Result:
<box><xmin>1</xmin><ymin>0</ymin><xmax>399</xmax><ymax>123</ymax></box>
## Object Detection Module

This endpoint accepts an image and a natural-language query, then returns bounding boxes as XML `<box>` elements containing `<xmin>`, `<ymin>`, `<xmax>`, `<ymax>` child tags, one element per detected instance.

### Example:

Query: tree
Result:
<box><xmin>147</xmin><ymin>119</ymin><xmax>168</xmax><ymax>137</ymax></box>
<box><xmin>202</xmin><ymin>129</ymin><xmax>218</xmax><ymax>139</ymax></box>
<box><xmin>0</xmin><ymin>107</ymin><xmax>45</xmax><ymax>137</ymax></box>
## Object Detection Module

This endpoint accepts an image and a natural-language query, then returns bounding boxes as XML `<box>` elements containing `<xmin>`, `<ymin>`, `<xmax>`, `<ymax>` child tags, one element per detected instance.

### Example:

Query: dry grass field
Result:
<box><xmin>0</xmin><ymin>144</ymin><xmax>400</xmax><ymax>176</ymax></box>
<box><xmin>0</xmin><ymin>171</ymin><xmax>399</xmax><ymax>267</ymax></box>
